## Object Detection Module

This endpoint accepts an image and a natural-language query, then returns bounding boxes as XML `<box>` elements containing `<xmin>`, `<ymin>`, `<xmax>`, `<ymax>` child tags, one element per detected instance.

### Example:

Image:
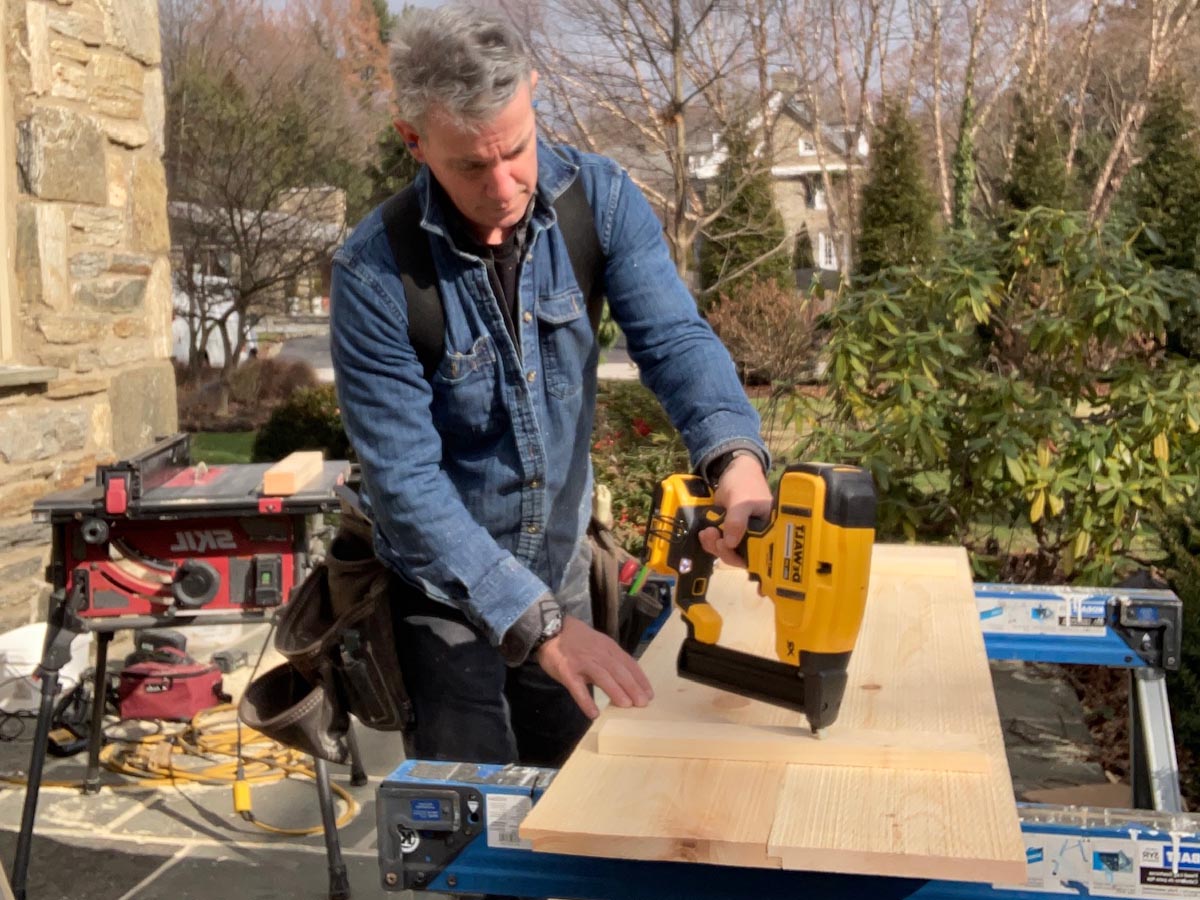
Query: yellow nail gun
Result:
<box><xmin>644</xmin><ymin>462</ymin><xmax>877</xmax><ymax>733</ymax></box>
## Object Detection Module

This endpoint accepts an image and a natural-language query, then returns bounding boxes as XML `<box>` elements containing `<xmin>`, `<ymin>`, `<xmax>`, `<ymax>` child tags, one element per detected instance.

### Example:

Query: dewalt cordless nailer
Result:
<box><xmin>644</xmin><ymin>462</ymin><xmax>877</xmax><ymax>734</ymax></box>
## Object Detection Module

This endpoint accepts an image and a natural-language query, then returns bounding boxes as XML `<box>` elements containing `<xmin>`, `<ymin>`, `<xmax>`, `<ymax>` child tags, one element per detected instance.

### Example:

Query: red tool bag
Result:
<box><xmin>117</xmin><ymin>646</ymin><xmax>230</xmax><ymax>721</ymax></box>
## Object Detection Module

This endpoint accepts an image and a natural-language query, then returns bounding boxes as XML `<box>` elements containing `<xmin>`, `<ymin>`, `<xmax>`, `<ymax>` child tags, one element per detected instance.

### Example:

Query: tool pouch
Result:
<box><xmin>239</xmin><ymin>661</ymin><xmax>351</xmax><ymax>764</ymax></box>
<box><xmin>238</xmin><ymin>505</ymin><xmax>414</xmax><ymax>761</ymax></box>
<box><xmin>587</xmin><ymin>515</ymin><xmax>664</xmax><ymax>654</ymax></box>
<box><xmin>318</xmin><ymin>511</ymin><xmax>413</xmax><ymax>732</ymax></box>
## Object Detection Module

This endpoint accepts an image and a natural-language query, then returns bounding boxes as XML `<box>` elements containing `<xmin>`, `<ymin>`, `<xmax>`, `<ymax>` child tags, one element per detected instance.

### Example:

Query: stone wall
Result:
<box><xmin>0</xmin><ymin>0</ymin><xmax>176</xmax><ymax>630</ymax></box>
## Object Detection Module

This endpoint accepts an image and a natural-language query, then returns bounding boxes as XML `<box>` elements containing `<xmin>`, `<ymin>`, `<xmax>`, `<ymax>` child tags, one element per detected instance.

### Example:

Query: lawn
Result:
<box><xmin>190</xmin><ymin>431</ymin><xmax>256</xmax><ymax>465</ymax></box>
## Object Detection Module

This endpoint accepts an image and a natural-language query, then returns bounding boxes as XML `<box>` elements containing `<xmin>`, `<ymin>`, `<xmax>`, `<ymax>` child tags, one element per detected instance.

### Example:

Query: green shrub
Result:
<box><xmin>706</xmin><ymin>278</ymin><xmax>823</xmax><ymax>386</ymax></box>
<box><xmin>252</xmin><ymin>385</ymin><xmax>353</xmax><ymax>463</ymax></box>
<box><xmin>591</xmin><ymin>381</ymin><xmax>690</xmax><ymax>553</ymax></box>
<box><xmin>795</xmin><ymin>207</ymin><xmax>1200</xmax><ymax>583</ymax></box>
<box><xmin>228</xmin><ymin>357</ymin><xmax>319</xmax><ymax>408</ymax></box>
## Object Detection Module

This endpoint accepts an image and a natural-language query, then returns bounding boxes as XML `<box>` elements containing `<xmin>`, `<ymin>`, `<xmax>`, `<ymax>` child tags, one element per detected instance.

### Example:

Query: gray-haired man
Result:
<box><xmin>330</xmin><ymin>4</ymin><xmax>772</xmax><ymax>767</ymax></box>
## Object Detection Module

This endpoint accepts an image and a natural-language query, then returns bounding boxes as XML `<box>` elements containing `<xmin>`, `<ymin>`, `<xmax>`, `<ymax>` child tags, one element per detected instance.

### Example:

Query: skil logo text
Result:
<box><xmin>170</xmin><ymin>529</ymin><xmax>237</xmax><ymax>553</ymax></box>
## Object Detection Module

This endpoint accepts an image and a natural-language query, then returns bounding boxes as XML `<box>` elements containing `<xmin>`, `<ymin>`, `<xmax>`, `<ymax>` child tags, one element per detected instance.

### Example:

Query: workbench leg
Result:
<box><xmin>1129</xmin><ymin>667</ymin><xmax>1182</xmax><ymax>813</ymax></box>
<box><xmin>83</xmin><ymin>632</ymin><xmax>112</xmax><ymax>795</ymax></box>
<box><xmin>315</xmin><ymin>757</ymin><xmax>352</xmax><ymax>900</ymax></box>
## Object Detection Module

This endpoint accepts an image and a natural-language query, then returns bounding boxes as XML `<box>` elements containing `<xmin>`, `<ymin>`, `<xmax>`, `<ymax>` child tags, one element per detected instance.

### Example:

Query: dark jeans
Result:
<box><xmin>394</xmin><ymin>589</ymin><xmax>592</xmax><ymax>768</ymax></box>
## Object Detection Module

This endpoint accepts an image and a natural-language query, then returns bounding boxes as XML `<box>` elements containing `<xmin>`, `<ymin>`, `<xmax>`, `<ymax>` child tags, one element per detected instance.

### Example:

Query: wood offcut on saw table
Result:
<box><xmin>519</xmin><ymin>544</ymin><xmax>1027</xmax><ymax>883</ymax></box>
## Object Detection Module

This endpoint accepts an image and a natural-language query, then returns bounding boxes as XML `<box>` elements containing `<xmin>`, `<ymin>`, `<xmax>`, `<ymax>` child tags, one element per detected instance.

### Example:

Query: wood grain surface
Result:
<box><xmin>519</xmin><ymin>544</ymin><xmax>1026</xmax><ymax>883</ymax></box>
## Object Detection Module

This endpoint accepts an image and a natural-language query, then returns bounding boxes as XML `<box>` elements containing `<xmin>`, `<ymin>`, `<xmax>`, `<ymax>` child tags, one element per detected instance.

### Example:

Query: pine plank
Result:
<box><xmin>519</xmin><ymin>544</ymin><xmax>1027</xmax><ymax>882</ymax></box>
<box><xmin>261</xmin><ymin>451</ymin><xmax>324</xmax><ymax>496</ymax></box>
<box><xmin>596</xmin><ymin>718</ymin><xmax>991</xmax><ymax>773</ymax></box>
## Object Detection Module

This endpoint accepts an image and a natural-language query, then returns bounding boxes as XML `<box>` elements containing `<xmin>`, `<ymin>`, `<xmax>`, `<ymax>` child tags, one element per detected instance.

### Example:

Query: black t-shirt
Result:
<box><xmin>436</xmin><ymin>182</ymin><xmax>534</xmax><ymax>359</ymax></box>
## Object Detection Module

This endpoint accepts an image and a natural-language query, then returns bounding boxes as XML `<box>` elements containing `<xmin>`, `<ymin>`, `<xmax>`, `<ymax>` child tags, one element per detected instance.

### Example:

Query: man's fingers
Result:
<box><xmin>604</xmin><ymin>654</ymin><xmax>653</xmax><ymax>707</ymax></box>
<box><xmin>587</xmin><ymin>665</ymin><xmax>634</xmax><ymax>709</ymax></box>
<box><xmin>699</xmin><ymin>526</ymin><xmax>742</xmax><ymax>566</ymax></box>
<box><xmin>563</xmin><ymin>672</ymin><xmax>600</xmax><ymax>719</ymax></box>
<box><xmin>629</xmin><ymin>659</ymin><xmax>654</xmax><ymax>699</ymax></box>
<box><xmin>607</xmin><ymin>646</ymin><xmax>654</xmax><ymax>702</ymax></box>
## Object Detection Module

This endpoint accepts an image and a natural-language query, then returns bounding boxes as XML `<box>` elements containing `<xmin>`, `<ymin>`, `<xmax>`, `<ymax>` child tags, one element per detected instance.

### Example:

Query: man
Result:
<box><xmin>329</xmin><ymin>4</ymin><xmax>772</xmax><ymax>768</ymax></box>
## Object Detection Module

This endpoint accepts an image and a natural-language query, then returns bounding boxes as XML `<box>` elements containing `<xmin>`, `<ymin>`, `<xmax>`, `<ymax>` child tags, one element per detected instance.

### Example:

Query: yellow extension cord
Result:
<box><xmin>2</xmin><ymin>703</ymin><xmax>360</xmax><ymax>837</ymax></box>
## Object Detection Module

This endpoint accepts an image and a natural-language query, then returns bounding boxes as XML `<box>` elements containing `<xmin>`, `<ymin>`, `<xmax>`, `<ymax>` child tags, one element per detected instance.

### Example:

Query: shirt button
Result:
<box><xmin>529</xmin><ymin>479</ymin><xmax>540</xmax><ymax>489</ymax></box>
<box><xmin>526</xmin><ymin>370</ymin><xmax>537</xmax><ymax>383</ymax></box>
<box><xmin>526</xmin><ymin>523</ymin><xmax>540</xmax><ymax>534</ymax></box>
<box><xmin>523</xmin><ymin>311</ymin><xmax>533</xmax><ymax>323</ymax></box>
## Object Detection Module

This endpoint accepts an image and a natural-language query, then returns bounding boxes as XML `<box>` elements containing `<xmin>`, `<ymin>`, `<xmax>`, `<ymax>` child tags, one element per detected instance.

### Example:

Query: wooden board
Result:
<box><xmin>261</xmin><ymin>451</ymin><xmax>324</xmax><ymax>496</ymax></box>
<box><xmin>520</xmin><ymin>544</ymin><xmax>1026</xmax><ymax>883</ymax></box>
<box><xmin>596</xmin><ymin>718</ymin><xmax>991</xmax><ymax>773</ymax></box>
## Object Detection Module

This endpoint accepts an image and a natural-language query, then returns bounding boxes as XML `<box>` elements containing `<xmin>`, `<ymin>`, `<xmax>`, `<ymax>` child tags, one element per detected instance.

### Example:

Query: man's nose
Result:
<box><xmin>484</xmin><ymin>165</ymin><xmax>518</xmax><ymax>202</ymax></box>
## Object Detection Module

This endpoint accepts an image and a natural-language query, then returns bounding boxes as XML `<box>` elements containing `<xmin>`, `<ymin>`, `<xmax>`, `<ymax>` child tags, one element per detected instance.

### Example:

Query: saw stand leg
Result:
<box><xmin>10</xmin><ymin>584</ymin><xmax>88</xmax><ymax>900</ymax></box>
<box><xmin>1130</xmin><ymin>667</ymin><xmax>1183</xmax><ymax>812</ymax></box>
<box><xmin>82</xmin><ymin>631</ymin><xmax>113</xmax><ymax>794</ymax></box>
<box><xmin>315</xmin><ymin>724</ymin><xmax>368</xmax><ymax>900</ymax></box>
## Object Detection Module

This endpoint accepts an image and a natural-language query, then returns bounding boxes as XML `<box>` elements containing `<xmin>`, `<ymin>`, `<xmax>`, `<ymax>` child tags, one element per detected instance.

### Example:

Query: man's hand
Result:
<box><xmin>536</xmin><ymin>615</ymin><xmax>654</xmax><ymax>719</ymax></box>
<box><xmin>698</xmin><ymin>453</ymin><xmax>773</xmax><ymax>567</ymax></box>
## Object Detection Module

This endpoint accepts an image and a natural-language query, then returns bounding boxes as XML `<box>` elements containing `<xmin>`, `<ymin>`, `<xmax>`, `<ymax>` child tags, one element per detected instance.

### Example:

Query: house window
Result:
<box><xmin>813</xmin><ymin>187</ymin><xmax>826</xmax><ymax>210</ymax></box>
<box><xmin>819</xmin><ymin>232</ymin><xmax>838</xmax><ymax>270</ymax></box>
<box><xmin>798</xmin><ymin>137</ymin><xmax>816</xmax><ymax>155</ymax></box>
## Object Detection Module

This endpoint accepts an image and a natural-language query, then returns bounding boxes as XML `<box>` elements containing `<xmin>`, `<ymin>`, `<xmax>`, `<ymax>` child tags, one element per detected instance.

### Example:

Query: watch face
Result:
<box><xmin>542</xmin><ymin>606</ymin><xmax>564</xmax><ymax>637</ymax></box>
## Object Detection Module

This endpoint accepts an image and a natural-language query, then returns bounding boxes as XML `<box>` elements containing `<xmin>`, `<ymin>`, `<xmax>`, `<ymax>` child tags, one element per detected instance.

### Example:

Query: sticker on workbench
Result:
<box><xmin>486</xmin><ymin>793</ymin><xmax>533</xmax><ymax>850</ymax></box>
<box><xmin>976</xmin><ymin>592</ymin><xmax>1108</xmax><ymax>637</ymax></box>
<box><xmin>1000</xmin><ymin>833</ymin><xmax>1200</xmax><ymax>897</ymax></box>
<box><xmin>1140</xmin><ymin>842</ymin><xmax>1200</xmax><ymax>892</ymax></box>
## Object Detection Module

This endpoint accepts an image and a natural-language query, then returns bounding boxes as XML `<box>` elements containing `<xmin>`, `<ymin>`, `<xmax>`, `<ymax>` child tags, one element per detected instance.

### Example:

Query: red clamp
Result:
<box><xmin>104</xmin><ymin>476</ymin><xmax>128</xmax><ymax>515</ymax></box>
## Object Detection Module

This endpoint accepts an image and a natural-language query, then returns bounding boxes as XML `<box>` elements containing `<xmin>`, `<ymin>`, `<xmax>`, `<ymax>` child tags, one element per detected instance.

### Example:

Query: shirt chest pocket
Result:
<box><xmin>535</xmin><ymin>288</ymin><xmax>593</xmax><ymax>400</ymax></box>
<box><xmin>429</xmin><ymin>334</ymin><xmax>505</xmax><ymax>444</ymax></box>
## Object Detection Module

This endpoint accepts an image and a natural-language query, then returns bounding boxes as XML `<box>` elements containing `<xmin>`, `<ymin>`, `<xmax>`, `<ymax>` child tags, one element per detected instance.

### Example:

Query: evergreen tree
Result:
<box><xmin>1130</xmin><ymin>80</ymin><xmax>1200</xmax><ymax>271</ymax></box>
<box><xmin>1005</xmin><ymin>95</ymin><xmax>1070</xmax><ymax>212</ymax></box>
<box><xmin>1128</xmin><ymin>79</ymin><xmax>1200</xmax><ymax>358</ymax></box>
<box><xmin>371</xmin><ymin>0</ymin><xmax>398</xmax><ymax>43</ymax></box>
<box><xmin>793</xmin><ymin>222</ymin><xmax>816</xmax><ymax>269</ymax></box>
<box><xmin>699</xmin><ymin>120</ymin><xmax>792</xmax><ymax>300</ymax></box>
<box><xmin>362</xmin><ymin>126</ymin><xmax>423</xmax><ymax>212</ymax></box>
<box><xmin>857</xmin><ymin>97</ymin><xmax>937</xmax><ymax>276</ymax></box>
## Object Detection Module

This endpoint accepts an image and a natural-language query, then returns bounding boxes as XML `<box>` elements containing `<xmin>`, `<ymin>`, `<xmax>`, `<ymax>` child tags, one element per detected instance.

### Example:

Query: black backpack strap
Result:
<box><xmin>551</xmin><ymin>176</ymin><xmax>605</xmax><ymax>334</ymax></box>
<box><xmin>381</xmin><ymin>173</ymin><xmax>604</xmax><ymax>380</ymax></box>
<box><xmin>380</xmin><ymin>185</ymin><xmax>443</xmax><ymax>382</ymax></box>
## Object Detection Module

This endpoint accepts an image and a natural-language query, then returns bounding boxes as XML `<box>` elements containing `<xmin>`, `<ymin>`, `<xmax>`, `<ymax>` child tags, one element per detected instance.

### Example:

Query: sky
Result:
<box><xmin>388</xmin><ymin>0</ymin><xmax>442</xmax><ymax>11</ymax></box>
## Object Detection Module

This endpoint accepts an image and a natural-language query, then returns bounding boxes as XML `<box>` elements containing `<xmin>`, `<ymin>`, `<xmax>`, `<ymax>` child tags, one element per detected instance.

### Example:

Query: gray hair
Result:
<box><xmin>390</xmin><ymin>5</ymin><xmax>533</xmax><ymax>131</ymax></box>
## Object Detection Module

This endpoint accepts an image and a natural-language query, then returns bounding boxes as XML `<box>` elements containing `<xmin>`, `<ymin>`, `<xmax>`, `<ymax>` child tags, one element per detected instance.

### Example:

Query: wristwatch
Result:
<box><xmin>530</xmin><ymin>601</ymin><xmax>564</xmax><ymax>653</ymax></box>
<box><xmin>705</xmin><ymin>448</ymin><xmax>760</xmax><ymax>489</ymax></box>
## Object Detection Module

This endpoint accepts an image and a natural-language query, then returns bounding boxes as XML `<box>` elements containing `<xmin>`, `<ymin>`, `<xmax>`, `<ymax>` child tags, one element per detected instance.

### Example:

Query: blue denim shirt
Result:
<box><xmin>329</xmin><ymin>141</ymin><xmax>766</xmax><ymax>647</ymax></box>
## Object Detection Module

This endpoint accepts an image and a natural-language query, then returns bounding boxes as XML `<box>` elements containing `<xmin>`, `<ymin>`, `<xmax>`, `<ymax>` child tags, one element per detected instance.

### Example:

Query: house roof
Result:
<box><xmin>686</xmin><ymin>87</ymin><xmax>867</xmax><ymax>180</ymax></box>
<box><xmin>168</xmin><ymin>199</ymin><xmax>345</xmax><ymax>249</ymax></box>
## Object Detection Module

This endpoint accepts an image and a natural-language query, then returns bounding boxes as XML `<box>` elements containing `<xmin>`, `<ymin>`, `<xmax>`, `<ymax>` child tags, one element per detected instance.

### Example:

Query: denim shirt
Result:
<box><xmin>329</xmin><ymin>141</ymin><xmax>766</xmax><ymax>647</ymax></box>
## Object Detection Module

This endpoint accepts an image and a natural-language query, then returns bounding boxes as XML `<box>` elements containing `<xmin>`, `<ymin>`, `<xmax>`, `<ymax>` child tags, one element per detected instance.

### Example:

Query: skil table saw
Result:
<box><xmin>377</xmin><ymin>581</ymin><xmax>1198</xmax><ymax>900</ymax></box>
<box><xmin>11</xmin><ymin>433</ymin><xmax>353</xmax><ymax>900</ymax></box>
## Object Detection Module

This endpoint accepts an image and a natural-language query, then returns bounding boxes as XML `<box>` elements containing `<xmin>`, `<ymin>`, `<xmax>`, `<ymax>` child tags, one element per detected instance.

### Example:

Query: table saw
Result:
<box><xmin>376</xmin><ymin>555</ymin><xmax>1195</xmax><ymax>900</ymax></box>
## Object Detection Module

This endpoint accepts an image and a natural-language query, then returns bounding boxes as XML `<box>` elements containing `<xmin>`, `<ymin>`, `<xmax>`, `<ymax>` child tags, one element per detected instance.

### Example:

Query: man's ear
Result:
<box><xmin>529</xmin><ymin>69</ymin><xmax>539</xmax><ymax>94</ymax></box>
<box><xmin>394</xmin><ymin>119</ymin><xmax>424</xmax><ymax>162</ymax></box>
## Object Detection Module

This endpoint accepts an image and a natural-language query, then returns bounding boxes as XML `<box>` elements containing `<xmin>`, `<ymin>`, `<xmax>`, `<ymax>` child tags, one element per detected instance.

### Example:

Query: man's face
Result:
<box><xmin>398</xmin><ymin>74</ymin><xmax>540</xmax><ymax>245</ymax></box>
